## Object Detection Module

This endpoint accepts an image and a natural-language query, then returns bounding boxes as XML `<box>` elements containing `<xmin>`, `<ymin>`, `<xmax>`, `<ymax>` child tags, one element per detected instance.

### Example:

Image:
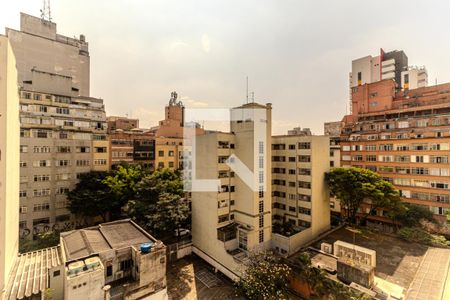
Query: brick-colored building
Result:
<box><xmin>341</xmin><ymin>79</ymin><xmax>450</xmax><ymax>222</ymax></box>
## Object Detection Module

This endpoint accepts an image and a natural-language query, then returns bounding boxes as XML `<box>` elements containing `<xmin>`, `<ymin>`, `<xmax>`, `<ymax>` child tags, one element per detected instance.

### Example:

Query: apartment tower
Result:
<box><xmin>5</xmin><ymin>13</ymin><xmax>108</xmax><ymax>237</ymax></box>
<box><xmin>271</xmin><ymin>134</ymin><xmax>331</xmax><ymax>255</ymax></box>
<box><xmin>341</xmin><ymin>79</ymin><xmax>450</xmax><ymax>222</ymax></box>
<box><xmin>191</xmin><ymin>102</ymin><xmax>272</xmax><ymax>280</ymax></box>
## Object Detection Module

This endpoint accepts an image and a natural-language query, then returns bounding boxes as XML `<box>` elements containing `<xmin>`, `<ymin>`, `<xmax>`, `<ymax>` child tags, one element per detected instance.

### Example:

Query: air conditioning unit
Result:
<box><xmin>115</xmin><ymin>271</ymin><xmax>124</xmax><ymax>280</ymax></box>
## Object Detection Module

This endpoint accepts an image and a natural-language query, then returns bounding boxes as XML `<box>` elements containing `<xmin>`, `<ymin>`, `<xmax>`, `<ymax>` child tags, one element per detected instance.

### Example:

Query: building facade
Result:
<box><xmin>0</xmin><ymin>35</ymin><xmax>20</xmax><ymax>299</ymax></box>
<box><xmin>324</xmin><ymin>121</ymin><xmax>342</xmax><ymax>214</ymax></box>
<box><xmin>191</xmin><ymin>103</ymin><xmax>272</xmax><ymax>280</ymax></box>
<box><xmin>108</xmin><ymin>129</ymin><xmax>155</xmax><ymax>171</ymax></box>
<box><xmin>341</xmin><ymin>79</ymin><xmax>450</xmax><ymax>221</ymax></box>
<box><xmin>5</xmin><ymin>13</ymin><xmax>108</xmax><ymax>237</ymax></box>
<box><xmin>271</xmin><ymin>135</ymin><xmax>331</xmax><ymax>255</ymax></box>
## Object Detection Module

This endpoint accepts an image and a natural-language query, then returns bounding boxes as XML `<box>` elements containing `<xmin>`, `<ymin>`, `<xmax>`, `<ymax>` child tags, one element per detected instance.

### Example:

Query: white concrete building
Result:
<box><xmin>0</xmin><ymin>35</ymin><xmax>20</xmax><ymax>300</ymax></box>
<box><xmin>191</xmin><ymin>102</ymin><xmax>273</xmax><ymax>280</ymax></box>
<box><xmin>401</xmin><ymin>66</ymin><xmax>428</xmax><ymax>90</ymax></box>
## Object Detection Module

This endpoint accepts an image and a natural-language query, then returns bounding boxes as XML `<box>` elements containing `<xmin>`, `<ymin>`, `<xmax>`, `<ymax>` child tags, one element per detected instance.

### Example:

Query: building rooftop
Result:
<box><xmin>4</xmin><ymin>246</ymin><xmax>61</xmax><ymax>300</ymax></box>
<box><xmin>61</xmin><ymin>219</ymin><xmax>157</xmax><ymax>261</ymax></box>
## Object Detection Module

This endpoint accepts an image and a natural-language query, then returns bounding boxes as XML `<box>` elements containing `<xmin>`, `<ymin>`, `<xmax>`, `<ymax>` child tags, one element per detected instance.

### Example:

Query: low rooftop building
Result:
<box><xmin>5</xmin><ymin>219</ymin><xmax>167</xmax><ymax>300</ymax></box>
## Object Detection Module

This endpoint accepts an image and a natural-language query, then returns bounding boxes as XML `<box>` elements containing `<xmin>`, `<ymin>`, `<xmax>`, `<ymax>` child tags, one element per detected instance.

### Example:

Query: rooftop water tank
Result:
<box><xmin>140</xmin><ymin>242</ymin><xmax>153</xmax><ymax>253</ymax></box>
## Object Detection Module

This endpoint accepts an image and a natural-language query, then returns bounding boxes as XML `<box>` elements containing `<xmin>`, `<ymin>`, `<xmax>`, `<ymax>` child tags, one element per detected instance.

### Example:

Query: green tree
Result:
<box><xmin>236</xmin><ymin>252</ymin><xmax>291</xmax><ymax>300</ymax></box>
<box><xmin>125</xmin><ymin>169</ymin><xmax>188</xmax><ymax>236</ymax></box>
<box><xmin>394</xmin><ymin>203</ymin><xmax>434</xmax><ymax>227</ymax></box>
<box><xmin>326</xmin><ymin>167</ymin><xmax>401</xmax><ymax>224</ymax></box>
<box><xmin>102</xmin><ymin>164</ymin><xmax>147</xmax><ymax>216</ymax></box>
<box><xmin>67</xmin><ymin>171</ymin><xmax>114</xmax><ymax>223</ymax></box>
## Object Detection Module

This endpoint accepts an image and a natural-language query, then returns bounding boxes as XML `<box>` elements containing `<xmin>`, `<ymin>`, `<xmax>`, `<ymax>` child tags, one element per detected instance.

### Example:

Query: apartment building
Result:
<box><xmin>0</xmin><ymin>35</ymin><xmax>20</xmax><ymax>299</ymax></box>
<box><xmin>191</xmin><ymin>102</ymin><xmax>272</xmax><ymax>280</ymax></box>
<box><xmin>350</xmin><ymin>49</ymin><xmax>409</xmax><ymax>89</ymax></box>
<box><xmin>108</xmin><ymin>128</ymin><xmax>155</xmax><ymax>170</ymax></box>
<box><xmin>341</xmin><ymin>79</ymin><xmax>450</xmax><ymax>222</ymax></box>
<box><xmin>271</xmin><ymin>134</ymin><xmax>331</xmax><ymax>255</ymax></box>
<box><xmin>5</xmin><ymin>13</ymin><xmax>108</xmax><ymax>237</ymax></box>
<box><xmin>324</xmin><ymin>121</ymin><xmax>342</xmax><ymax>213</ymax></box>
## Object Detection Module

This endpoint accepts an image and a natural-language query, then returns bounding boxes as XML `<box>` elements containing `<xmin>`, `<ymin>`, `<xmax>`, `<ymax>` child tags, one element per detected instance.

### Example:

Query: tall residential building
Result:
<box><xmin>341</xmin><ymin>79</ymin><xmax>450</xmax><ymax>222</ymax></box>
<box><xmin>5</xmin><ymin>13</ymin><xmax>108</xmax><ymax>237</ymax></box>
<box><xmin>271</xmin><ymin>134</ymin><xmax>331</xmax><ymax>255</ymax></box>
<box><xmin>350</xmin><ymin>49</ymin><xmax>409</xmax><ymax>89</ymax></box>
<box><xmin>401</xmin><ymin>66</ymin><xmax>428</xmax><ymax>90</ymax></box>
<box><xmin>191</xmin><ymin>103</ymin><xmax>272</xmax><ymax>280</ymax></box>
<box><xmin>0</xmin><ymin>35</ymin><xmax>20</xmax><ymax>299</ymax></box>
<box><xmin>324</xmin><ymin>121</ymin><xmax>342</xmax><ymax>214</ymax></box>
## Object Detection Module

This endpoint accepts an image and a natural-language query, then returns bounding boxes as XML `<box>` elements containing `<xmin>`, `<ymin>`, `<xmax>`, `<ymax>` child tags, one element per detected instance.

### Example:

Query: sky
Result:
<box><xmin>2</xmin><ymin>0</ymin><xmax>450</xmax><ymax>134</ymax></box>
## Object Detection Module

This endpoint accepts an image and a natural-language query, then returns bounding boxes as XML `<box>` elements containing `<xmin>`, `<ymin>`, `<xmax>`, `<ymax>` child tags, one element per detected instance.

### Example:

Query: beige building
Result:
<box><xmin>271</xmin><ymin>135</ymin><xmax>331</xmax><ymax>255</ymax></box>
<box><xmin>0</xmin><ymin>35</ymin><xmax>20</xmax><ymax>299</ymax></box>
<box><xmin>155</xmin><ymin>137</ymin><xmax>183</xmax><ymax>170</ymax></box>
<box><xmin>4</xmin><ymin>13</ymin><xmax>108</xmax><ymax>237</ymax></box>
<box><xmin>191</xmin><ymin>103</ymin><xmax>272</xmax><ymax>280</ymax></box>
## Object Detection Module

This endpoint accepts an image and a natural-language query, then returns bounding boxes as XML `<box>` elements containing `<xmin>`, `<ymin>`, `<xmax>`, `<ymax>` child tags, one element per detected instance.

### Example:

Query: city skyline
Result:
<box><xmin>3</xmin><ymin>0</ymin><xmax>450</xmax><ymax>134</ymax></box>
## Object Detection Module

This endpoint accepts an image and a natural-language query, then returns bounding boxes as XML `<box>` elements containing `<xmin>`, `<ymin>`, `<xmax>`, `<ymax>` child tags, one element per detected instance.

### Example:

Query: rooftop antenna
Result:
<box><xmin>246</xmin><ymin>76</ymin><xmax>249</xmax><ymax>104</ymax></box>
<box><xmin>40</xmin><ymin>0</ymin><xmax>52</xmax><ymax>21</ymax></box>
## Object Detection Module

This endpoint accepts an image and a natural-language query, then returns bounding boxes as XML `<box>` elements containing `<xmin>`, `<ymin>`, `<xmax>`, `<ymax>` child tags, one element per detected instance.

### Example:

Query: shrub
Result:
<box><xmin>398</xmin><ymin>227</ymin><xmax>448</xmax><ymax>247</ymax></box>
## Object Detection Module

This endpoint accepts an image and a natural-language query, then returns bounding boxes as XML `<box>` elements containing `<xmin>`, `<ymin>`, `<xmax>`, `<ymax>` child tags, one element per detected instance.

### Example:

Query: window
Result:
<box><xmin>365</xmin><ymin>144</ymin><xmax>377</xmax><ymax>151</ymax></box>
<box><xmin>218</xmin><ymin>214</ymin><xmax>229</xmax><ymax>223</ymax></box>
<box><xmin>298</xmin><ymin>142</ymin><xmax>311</xmax><ymax>149</ymax></box>
<box><xmin>298</xmin><ymin>168</ymin><xmax>311</xmax><ymax>175</ymax></box>
<box><xmin>259</xmin><ymin>141</ymin><xmax>264</xmax><ymax>154</ymax></box>
<box><xmin>298</xmin><ymin>155</ymin><xmax>311</xmax><ymax>162</ymax></box>
<box><xmin>56</xmin><ymin>107</ymin><xmax>70</xmax><ymax>114</ymax></box>
<box><xmin>76</xmin><ymin>146</ymin><xmax>90</xmax><ymax>153</ymax></box>
<box><xmin>20</xmin><ymin>161</ymin><xmax>27</xmax><ymax>167</ymax></box>
<box><xmin>119</xmin><ymin>259</ymin><xmax>133</xmax><ymax>271</ymax></box>
<box><xmin>298</xmin><ymin>181</ymin><xmax>311</xmax><ymax>189</ymax></box>
<box><xmin>33</xmin><ymin>203</ymin><xmax>50</xmax><ymax>212</ymax></box>
<box><xmin>168</xmin><ymin>161</ymin><xmax>174</xmax><ymax>168</ymax></box>
<box><xmin>34</xmin><ymin>175</ymin><xmax>50</xmax><ymax>182</ymax></box>
<box><xmin>106</xmin><ymin>266</ymin><xmax>113</xmax><ymax>277</ymax></box>
<box><xmin>259</xmin><ymin>201</ymin><xmax>264</xmax><ymax>214</ymax></box>
<box><xmin>298</xmin><ymin>207</ymin><xmax>311</xmax><ymax>215</ymax></box>
<box><xmin>19</xmin><ymin>190</ymin><xmax>27</xmax><ymax>198</ymax></box>
<box><xmin>259</xmin><ymin>230</ymin><xmax>264</xmax><ymax>243</ymax></box>
<box><xmin>20</xmin><ymin>145</ymin><xmax>28</xmax><ymax>153</ymax></box>
<box><xmin>259</xmin><ymin>214</ymin><xmax>264</xmax><ymax>228</ymax></box>
<box><xmin>288</xmin><ymin>144</ymin><xmax>295</xmax><ymax>150</ymax></box>
<box><xmin>168</xmin><ymin>150</ymin><xmax>174</xmax><ymax>157</ymax></box>
<box><xmin>158</xmin><ymin>150</ymin><xmax>164</xmax><ymax>157</ymax></box>
<box><xmin>366</xmin><ymin>155</ymin><xmax>377</xmax><ymax>162</ymax></box>
<box><xmin>56</xmin><ymin>146</ymin><xmax>70</xmax><ymax>153</ymax></box>
<box><xmin>20</xmin><ymin>206</ymin><xmax>28</xmax><ymax>214</ymax></box>
<box><xmin>95</xmin><ymin>147</ymin><xmax>107</xmax><ymax>153</ymax></box>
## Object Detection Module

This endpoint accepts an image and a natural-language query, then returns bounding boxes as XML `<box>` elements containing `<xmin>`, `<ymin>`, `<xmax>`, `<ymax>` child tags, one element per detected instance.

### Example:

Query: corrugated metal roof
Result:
<box><xmin>4</xmin><ymin>246</ymin><xmax>61</xmax><ymax>300</ymax></box>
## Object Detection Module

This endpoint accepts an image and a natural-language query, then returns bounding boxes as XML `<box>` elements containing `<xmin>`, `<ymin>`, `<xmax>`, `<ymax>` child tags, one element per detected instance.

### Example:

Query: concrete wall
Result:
<box><xmin>0</xmin><ymin>35</ymin><xmax>20</xmax><ymax>297</ymax></box>
<box><xmin>7</xmin><ymin>13</ymin><xmax>90</xmax><ymax>96</ymax></box>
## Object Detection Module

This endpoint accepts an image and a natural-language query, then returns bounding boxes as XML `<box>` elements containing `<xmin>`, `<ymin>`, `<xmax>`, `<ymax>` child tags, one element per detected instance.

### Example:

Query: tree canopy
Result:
<box><xmin>125</xmin><ymin>168</ymin><xmax>188</xmax><ymax>236</ymax></box>
<box><xmin>326</xmin><ymin>167</ymin><xmax>401</xmax><ymax>224</ymax></box>
<box><xmin>67</xmin><ymin>171</ymin><xmax>114</xmax><ymax>223</ymax></box>
<box><xmin>236</xmin><ymin>252</ymin><xmax>291</xmax><ymax>300</ymax></box>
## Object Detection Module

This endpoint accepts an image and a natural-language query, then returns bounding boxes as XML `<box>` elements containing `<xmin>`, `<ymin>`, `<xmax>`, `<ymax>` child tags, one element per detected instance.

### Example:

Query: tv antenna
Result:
<box><xmin>245</xmin><ymin>76</ymin><xmax>255</xmax><ymax>103</ymax></box>
<box><xmin>40</xmin><ymin>0</ymin><xmax>52</xmax><ymax>22</ymax></box>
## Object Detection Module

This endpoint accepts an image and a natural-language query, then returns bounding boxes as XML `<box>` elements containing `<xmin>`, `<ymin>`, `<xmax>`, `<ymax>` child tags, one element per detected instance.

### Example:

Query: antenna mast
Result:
<box><xmin>246</xmin><ymin>76</ymin><xmax>249</xmax><ymax>104</ymax></box>
<box><xmin>41</xmin><ymin>0</ymin><xmax>52</xmax><ymax>21</ymax></box>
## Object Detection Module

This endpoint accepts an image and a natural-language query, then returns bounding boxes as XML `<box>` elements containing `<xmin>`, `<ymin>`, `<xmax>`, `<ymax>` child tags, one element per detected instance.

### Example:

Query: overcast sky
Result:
<box><xmin>2</xmin><ymin>0</ymin><xmax>450</xmax><ymax>134</ymax></box>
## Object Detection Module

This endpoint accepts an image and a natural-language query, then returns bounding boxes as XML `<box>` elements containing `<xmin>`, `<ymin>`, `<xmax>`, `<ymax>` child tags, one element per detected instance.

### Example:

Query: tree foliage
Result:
<box><xmin>125</xmin><ymin>169</ymin><xmax>188</xmax><ymax>236</ymax></box>
<box><xmin>67</xmin><ymin>171</ymin><xmax>114</xmax><ymax>222</ymax></box>
<box><xmin>236</xmin><ymin>252</ymin><xmax>291</xmax><ymax>300</ymax></box>
<box><xmin>292</xmin><ymin>252</ymin><xmax>369</xmax><ymax>300</ymax></box>
<box><xmin>326</xmin><ymin>167</ymin><xmax>401</xmax><ymax>224</ymax></box>
<box><xmin>393</xmin><ymin>203</ymin><xmax>434</xmax><ymax>227</ymax></box>
<box><xmin>103</xmin><ymin>164</ymin><xmax>147</xmax><ymax>206</ymax></box>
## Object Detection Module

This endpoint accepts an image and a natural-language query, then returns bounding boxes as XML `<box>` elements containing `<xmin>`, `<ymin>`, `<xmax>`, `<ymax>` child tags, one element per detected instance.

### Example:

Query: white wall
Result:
<box><xmin>0</xmin><ymin>35</ymin><xmax>20</xmax><ymax>298</ymax></box>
